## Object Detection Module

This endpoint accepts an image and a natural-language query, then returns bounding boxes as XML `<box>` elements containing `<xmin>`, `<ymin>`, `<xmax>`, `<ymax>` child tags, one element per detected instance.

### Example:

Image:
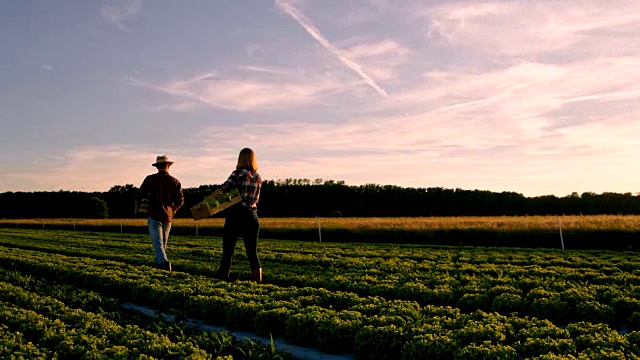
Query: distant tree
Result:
<box><xmin>83</xmin><ymin>197</ymin><xmax>109</xmax><ymax>219</ymax></box>
<box><xmin>103</xmin><ymin>184</ymin><xmax>139</xmax><ymax>218</ymax></box>
<box><xmin>6</xmin><ymin>179</ymin><xmax>640</xmax><ymax>218</ymax></box>
<box><xmin>108</xmin><ymin>184</ymin><xmax>138</xmax><ymax>194</ymax></box>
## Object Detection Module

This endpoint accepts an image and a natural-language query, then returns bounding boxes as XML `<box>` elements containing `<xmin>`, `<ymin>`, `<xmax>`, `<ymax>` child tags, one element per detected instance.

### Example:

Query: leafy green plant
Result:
<box><xmin>530</xmin><ymin>297</ymin><xmax>572</xmax><ymax>324</ymax></box>
<box><xmin>235</xmin><ymin>334</ymin><xmax>292</xmax><ymax>360</ymax></box>
<box><xmin>255</xmin><ymin>307</ymin><xmax>293</xmax><ymax>338</ymax></box>
<box><xmin>284</xmin><ymin>306</ymin><xmax>328</xmax><ymax>347</ymax></box>
<box><xmin>402</xmin><ymin>332</ymin><xmax>457</xmax><ymax>360</ymax></box>
<box><xmin>491</xmin><ymin>293</ymin><xmax>523</xmax><ymax>314</ymax></box>
<box><xmin>629</xmin><ymin>312</ymin><xmax>640</xmax><ymax>332</ymax></box>
<box><xmin>530</xmin><ymin>353</ymin><xmax>578</xmax><ymax>360</ymax></box>
<box><xmin>316</xmin><ymin>311</ymin><xmax>363</xmax><ymax>353</ymax></box>
<box><xmin>567</xmin><ymin>322</ymin><xmax>628</xmax><ymax>354</ymax></box>
<box><xmin>226</xmin><ymin>300</ymin><xmax>263</xmax><ymax>332</ymax></box>
<box><xmin>514</xmin><ymin>337</ymin><xmax>577</xmax><ymax>358</ymax></box>
<box><xmin>576</xmin><ymin>301</ymin><xmax>615</xmax><ymax>325</ymax></box>
<box><xmin>454</xmin><ymin>341</ymin><xmax>518</xmax><ymax>360</ymax></box>
<box><xmin>455</xmin><ymin>320</ymin><xmax>508</xmax><ymax>347</ymax></box>
<box><xmin>626</xmin><ymin>331</ymin><xmax>640</xmax><ymax>356</ymax></box>
<box><xmin>457</xmin><ymin>293</ymin><xmax>490</xmax><ymax>313</ymax></box>
<box><xmin>207</xmin><ymin>189</ymin><xmax>240</xmax><ymax>208</ymax></box>
<box><xmin>354</xmin><ymin>325</ymin><xmax>410</xmax><ymax>360</ymax></box>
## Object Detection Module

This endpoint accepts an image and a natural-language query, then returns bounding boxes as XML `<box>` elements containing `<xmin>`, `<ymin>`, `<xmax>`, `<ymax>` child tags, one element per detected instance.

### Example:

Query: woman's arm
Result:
<box><xmin>218</xmin><ymin>170</ymin><xmax>239</xmax><ymax>194</ymax></box>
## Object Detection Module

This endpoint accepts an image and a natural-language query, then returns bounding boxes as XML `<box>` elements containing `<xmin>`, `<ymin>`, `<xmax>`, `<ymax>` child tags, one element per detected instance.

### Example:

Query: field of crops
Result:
<box><xmin>1</xmin><ymin>228</ymin><xmax>640</xmax><ymax>359</ymax></box>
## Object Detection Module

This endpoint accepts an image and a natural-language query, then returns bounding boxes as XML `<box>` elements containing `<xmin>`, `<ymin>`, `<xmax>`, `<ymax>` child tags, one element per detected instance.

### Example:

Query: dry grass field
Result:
<box><xmin>3</xmin><ymin>215</ymin><xmax>640</xmax><ymax>235</ymax></box>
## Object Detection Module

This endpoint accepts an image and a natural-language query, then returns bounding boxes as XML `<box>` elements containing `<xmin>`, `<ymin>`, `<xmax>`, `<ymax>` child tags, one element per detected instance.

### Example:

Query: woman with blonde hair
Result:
<box><xmin>210</xmin><ymin>148</ymin><xmax>263</xmax><ymax>283</ymax></box>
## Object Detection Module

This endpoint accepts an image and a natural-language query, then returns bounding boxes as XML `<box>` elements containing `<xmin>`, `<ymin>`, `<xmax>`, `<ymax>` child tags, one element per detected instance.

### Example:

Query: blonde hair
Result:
<box><xmin>236</xmin><ymin>148</ymin><xmax>258</xmax><ymax>172</ymax></box>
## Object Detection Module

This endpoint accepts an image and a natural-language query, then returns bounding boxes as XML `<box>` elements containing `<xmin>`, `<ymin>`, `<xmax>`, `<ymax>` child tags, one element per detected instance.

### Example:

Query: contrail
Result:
<box><xmin>275</xmin><ymin>0</ymin><xmax>388</xmax><ymax>97</ymax></box>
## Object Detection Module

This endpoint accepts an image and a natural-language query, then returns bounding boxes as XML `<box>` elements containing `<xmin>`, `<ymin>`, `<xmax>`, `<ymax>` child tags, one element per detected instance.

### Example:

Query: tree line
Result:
<box><xmin>1</xmin><ymin>179</ymin><xmax>639</xmax><ymax>219</ymax></box>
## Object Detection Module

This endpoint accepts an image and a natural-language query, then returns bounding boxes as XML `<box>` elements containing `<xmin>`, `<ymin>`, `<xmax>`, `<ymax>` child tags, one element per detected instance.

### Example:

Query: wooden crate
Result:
<box><xmin>191</xmin><ymin>195</ymin><xmax>242</xmax><ymax>220</ymax></box>
<box><xmin>137</xmin><ymin>201</ymin><xmax>149</xmax><ymax>215</ymax></box>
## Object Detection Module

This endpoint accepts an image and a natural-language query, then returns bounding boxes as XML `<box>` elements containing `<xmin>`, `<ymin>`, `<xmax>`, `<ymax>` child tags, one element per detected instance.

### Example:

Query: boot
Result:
<box><xmin>251</xmin><ymin>268</ymin><xmax>262</xmax><ymax>284</ymax></box>
<box><xmin>215</xmin><ymin>267</ymin><xmax>230</xmax><ymax>281</ymax></box>
<box><xmin>158</xmin><ymin>261</ymin><xmax>172</xmax><ymax>273</ymax></box>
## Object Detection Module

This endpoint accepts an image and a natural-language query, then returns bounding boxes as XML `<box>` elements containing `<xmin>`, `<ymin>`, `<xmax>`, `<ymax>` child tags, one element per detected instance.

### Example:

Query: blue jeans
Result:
<box><xmin>148</xmin><ymin>217</ymin><xmax>171</xmax><ymax>264</ymax></box>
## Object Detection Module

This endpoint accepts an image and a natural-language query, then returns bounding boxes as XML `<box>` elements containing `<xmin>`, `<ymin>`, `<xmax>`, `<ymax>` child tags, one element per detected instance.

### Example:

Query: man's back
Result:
<box><xmin>138</xmin><ymin>172</ymin><xmax>184</xmax><ymax>222</ymax></box>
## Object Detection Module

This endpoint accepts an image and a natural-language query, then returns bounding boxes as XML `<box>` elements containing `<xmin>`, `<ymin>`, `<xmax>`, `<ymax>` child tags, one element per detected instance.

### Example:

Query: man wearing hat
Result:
<box><xmin>135</xmin><ymin>155</ymin><xmax>184</xmax><ymax>272</ymax></box>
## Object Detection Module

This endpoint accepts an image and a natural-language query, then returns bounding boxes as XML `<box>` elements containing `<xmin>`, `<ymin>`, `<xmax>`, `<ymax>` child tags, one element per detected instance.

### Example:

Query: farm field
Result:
<box><xmin>5</xmin><ymin>215</ymin><xmax>640</xmax><ymax>233</ymax></box>
<box><xmin>1</xmin><ymin>228</ymin><xmax>640</xmax><ymax>359</ymax></box>
<box><xmin>3</xmin><ymin>215</ymin><xmax>640</xmax><ymax>250</ymax></box>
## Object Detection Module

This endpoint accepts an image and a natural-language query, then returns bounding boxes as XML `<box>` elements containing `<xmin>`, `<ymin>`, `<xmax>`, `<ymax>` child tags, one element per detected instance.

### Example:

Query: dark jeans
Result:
<box><xmin>220</xmin><ymin>206</ymin><xmax>261</xmax><ymax>270</ymax></box>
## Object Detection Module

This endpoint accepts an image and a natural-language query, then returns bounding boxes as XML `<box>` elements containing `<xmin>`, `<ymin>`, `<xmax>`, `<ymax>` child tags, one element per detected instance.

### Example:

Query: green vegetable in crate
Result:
<box><xmin>191</xmin><ymin>188</ymin><xmax>242</xmax><ymax>220</ymax></box>
<box><xmin>207</xmin><ymin>189</ymin><xmax>239</xmax><ymax>207</ymax></box>
<box><xmin>207</xmin><ymin>198</ymin><xmax>220</xmax><ymax>208</ymax></box>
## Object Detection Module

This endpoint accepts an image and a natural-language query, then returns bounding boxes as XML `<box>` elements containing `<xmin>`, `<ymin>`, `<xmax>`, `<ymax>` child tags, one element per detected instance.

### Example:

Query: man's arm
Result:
<box><xmin>171</xmin><ymin>182</ymin><xmax>185</xmax><ymax>213</ymax></box>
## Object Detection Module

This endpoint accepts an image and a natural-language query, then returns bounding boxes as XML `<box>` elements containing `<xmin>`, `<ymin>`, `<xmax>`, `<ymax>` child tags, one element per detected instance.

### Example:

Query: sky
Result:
<box><xmin>1</xmin><ymin>0</ymin><xmax>640</xmax><ymax>197</ymax></box>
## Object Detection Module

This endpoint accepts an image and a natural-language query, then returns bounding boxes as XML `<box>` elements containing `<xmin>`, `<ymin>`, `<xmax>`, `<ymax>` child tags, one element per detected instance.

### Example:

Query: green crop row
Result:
<box><xmin>1</xmin><ymin>245</ymin><xmax>640</xmax><ymax>359</ymax></box>
<box><xmin>0</xmin><ymin>281</ymin><xmax>223</xmax><ymax>359</ymax></box>
<box><xmin>4</xmin><ymin>229</ymin><xmax>640</xmax><ymax>271</ymax></box>
<box><xmin>0</xmin><ymin>267</ymin><xmax>294</xmax><ymax>360</ymax></box>
<box><xmin>0</xmin><ymin>269</ymin><xmax>294</xmax><ymax>359</ymax></box>
<box><xmin>0</xmin><ymin>323</ymin><xmax>53</xmax><ymax>359</ymax></box>
<box><xmin>2</xmin><ymin>230</ymin><xmax>639</xmax><ymax>331</ymax></box>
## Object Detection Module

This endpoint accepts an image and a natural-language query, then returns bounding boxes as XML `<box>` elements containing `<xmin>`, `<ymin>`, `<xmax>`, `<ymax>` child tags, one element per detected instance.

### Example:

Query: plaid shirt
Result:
<box><xmin>221</xmin><ymin>169</ymin><xmax>262</xmax><ymax>210</ymax></box>
<box><xmin>136</xmin><ymin>171</ymin><xmax>184</xmax><ymax>222</ymax></box>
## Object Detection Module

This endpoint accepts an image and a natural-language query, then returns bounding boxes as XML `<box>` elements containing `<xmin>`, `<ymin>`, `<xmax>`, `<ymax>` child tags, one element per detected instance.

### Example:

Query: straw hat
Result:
<box><xmin>152</xmin><ymin>155</ymin><xmax>174</xmax><ymax>167</ymax></box>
